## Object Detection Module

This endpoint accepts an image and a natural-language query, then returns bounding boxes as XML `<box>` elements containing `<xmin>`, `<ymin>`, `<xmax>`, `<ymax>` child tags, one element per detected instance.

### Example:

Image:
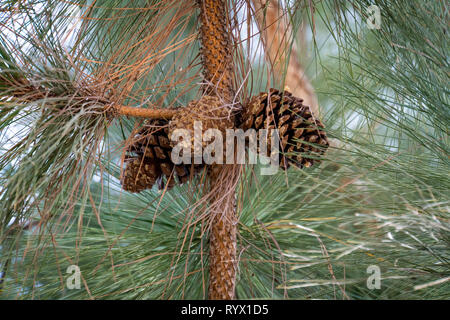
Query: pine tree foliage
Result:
<box><xmin>0</xmin><ymin>0</ymin><xmax>448</xmax><ymax>299</ymax></box>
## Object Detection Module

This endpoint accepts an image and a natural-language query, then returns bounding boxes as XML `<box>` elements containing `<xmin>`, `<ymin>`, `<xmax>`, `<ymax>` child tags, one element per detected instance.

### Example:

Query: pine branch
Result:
<box><xmin>115</xmin><ymin>105</ymin><xmax>178</xmax><ymax>119</ymax></box>
<box><xmin>1</xmin><ymin>0</ymin><xmax>448</xmax><ymax>301</ymax></box>
<box><xmin>197</xmin><ymin>0</ymin><xmax>235</xmax><ymax>102</ymax></box>
<box><xmin>196</xmin><ymin>0</ymin><xmax>240</xmax><ymax>300</ymax></box>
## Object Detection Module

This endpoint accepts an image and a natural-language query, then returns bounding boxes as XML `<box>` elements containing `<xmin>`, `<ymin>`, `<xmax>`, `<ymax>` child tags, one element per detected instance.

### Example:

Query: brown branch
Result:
<box><xmin>207</xmin><ymin>165</ymin><xmax>239</xmax><ymax>300</ymax></box>
<box><xmin>197</xmin><ymin>0</ymin><xmax>239</xmax><ymax>300</ymax></box>
<box><xmin>115</xmin><ymin>105</ymin><xmax>178</xmax><ymax>119</ymax></box>
<box><xmin>251</xmin><ymin>0</ymin><xmax>320</xmax><ymax>116</ymax></box>
<box><xmin>197</xmin><ymin>0</ymin><xmax>235</xmax><ymax>103</ymax></box>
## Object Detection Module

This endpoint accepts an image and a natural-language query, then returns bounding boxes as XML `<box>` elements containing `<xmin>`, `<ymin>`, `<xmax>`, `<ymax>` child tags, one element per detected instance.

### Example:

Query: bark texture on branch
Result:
<box><xmin>207</xmin><ymin>165</ymin><xmax>239</xmax><ymax>300</ymax></box>
<box><xmin>197</xmin><ymin>0</ymin><xmax>235</xmax><ymax>103</ymax></box>
<box><xmin>115</xmin><ymin>105</ymin><xmax>178</xmax><ymax>119</ymax></box>
<box><xmin>197</xmin><ymin>0</ymin><xmax>239</xmax><ymax>300</ymax></box>
<box><xmin>252</xmin><ymin>0</ymin><xmax>320</xmax><ymax>116</ymax></box>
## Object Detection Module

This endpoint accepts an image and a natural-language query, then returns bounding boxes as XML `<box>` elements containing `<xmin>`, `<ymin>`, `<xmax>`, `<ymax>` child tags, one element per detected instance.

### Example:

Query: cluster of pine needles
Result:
<box><xmin>0</xmin><ymin>0</ymin><xmax>448</xmax><ymax>299</ymax></box>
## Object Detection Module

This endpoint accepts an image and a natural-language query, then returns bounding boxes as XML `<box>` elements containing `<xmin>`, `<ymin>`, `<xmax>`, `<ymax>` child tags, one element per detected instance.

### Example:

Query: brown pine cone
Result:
<box><xmin>169</xmin><ymin>95</ymin><xmax>235</xmax><ymax>165</ymax></box>
<box><xmin>121</xmin><ymin>119</ymin><xmax>204</xmax><ymax>193</ymax></box>
<box><xmin>121</xmin><ymin>157</ymin><xmax>161</xmax><ymax>193</ymax></box>
<box><xmin>240</xmin><ymin>88</ymin><xmax>329</xmax><ymax>169</ymax></box>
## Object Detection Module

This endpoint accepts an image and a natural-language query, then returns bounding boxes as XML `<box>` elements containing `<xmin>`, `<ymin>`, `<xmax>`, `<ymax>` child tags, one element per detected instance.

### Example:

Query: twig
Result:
<box><xmin>114</xmin><ymin>105</ymin><xmax>178</xmax><ymax>119</ymax></box>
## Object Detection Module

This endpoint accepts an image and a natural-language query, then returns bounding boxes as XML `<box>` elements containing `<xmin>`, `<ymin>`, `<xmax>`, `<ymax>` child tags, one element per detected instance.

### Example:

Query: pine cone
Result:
<box><xmin>121</xmin><ymin>157</ymin><xmax>161</xmax><ymax>193</ymax></box>
<box><xmin>169</xmin><ymin>95</ymin><xmax>235</xmax><ymax>164</ymax></box>
<box><xmin>240</xmin><ymin>88</ymin><xmax>329</xmax><ymax>169</ymax></box>
<box><xmin>121</xmin><ymin>119</ymin><xmax>204</xmax><ymax>193</ymax></box>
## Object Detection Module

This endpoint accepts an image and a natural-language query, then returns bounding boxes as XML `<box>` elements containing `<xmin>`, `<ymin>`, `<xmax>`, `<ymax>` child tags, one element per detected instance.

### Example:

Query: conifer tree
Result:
<box><xmin>0</xmin><ymin>0</ymin><xmax>448</xmax><ymax>300</ymax></box>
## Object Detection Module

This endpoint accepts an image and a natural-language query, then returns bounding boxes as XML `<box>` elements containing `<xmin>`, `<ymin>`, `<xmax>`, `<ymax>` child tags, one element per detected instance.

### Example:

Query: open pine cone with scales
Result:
<box><xmin>121</xmin><ymin>88</ymin><xmax>329</xmax><ymax>192</ymax></box>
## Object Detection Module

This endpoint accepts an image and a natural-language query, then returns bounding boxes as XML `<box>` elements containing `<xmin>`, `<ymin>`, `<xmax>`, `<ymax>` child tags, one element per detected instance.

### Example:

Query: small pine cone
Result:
<box><xmin>169</xmin><ymin>95</ymin><xmax>235</xmax><ymax>164</ymax></box>
<box><xmin>240</xmin><ymin>88</ymin><xmax>329</xmax><ymax>169</ymax></box>
<box><xmin>121</xmin><ymin>157</ymin><xmax>160</xmax><ymax>193</ymax></box>
<box><xmin>129</xmin><ymin>119</ymin><xmax>173</xmax><ymax>161</ymax></box>
<box><xmin>121</xmin><ymin>119</ymin><xmax>204</xmax><ymax>193</ymax></box>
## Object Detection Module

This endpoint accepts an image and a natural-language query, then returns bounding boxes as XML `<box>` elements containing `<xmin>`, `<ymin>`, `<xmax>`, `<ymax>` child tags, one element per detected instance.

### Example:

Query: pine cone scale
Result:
<box><xmin>240</xmin><ymin>88</ymin><xmax>329</xmax><ymax>170</ymax></box>
<box><xmin>121</xmin><ymin>117</ymin><xmax>203</xmax><ymax>193</ymax></box>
